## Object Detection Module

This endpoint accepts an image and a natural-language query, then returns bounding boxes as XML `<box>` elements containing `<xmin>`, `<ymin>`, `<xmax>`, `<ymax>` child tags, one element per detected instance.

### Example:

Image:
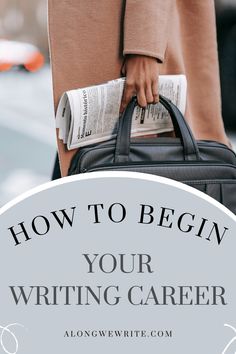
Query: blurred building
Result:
<box><xmin>215</xmin><ymin>0</ymin><xmax>236</xmax><ymax>130</ymax></box>
<box><xmin>0</xmin><ymin>0</ymin><xmax>49</xmax><ymax>58</ymax></box>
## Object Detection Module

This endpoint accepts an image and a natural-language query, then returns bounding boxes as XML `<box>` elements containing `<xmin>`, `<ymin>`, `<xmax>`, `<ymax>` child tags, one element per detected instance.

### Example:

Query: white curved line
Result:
<box><xmin>0</xmin><ymin>172</ymin><xmax>235</xmax><ymax>221</ymax></box>
<box><xmin>222</xmin><ymin>324</ymin><xmax>236</xmax><ymax>354</ymax></box>
<box><xmin>225</xmin><ymin>324</ymin><xmax>236</xmax><ymax>334</ymax></box>
<box><xmin>0</xmin><ymin>323</ymin><xmax>24</xmax><ymax>354</ymax></box>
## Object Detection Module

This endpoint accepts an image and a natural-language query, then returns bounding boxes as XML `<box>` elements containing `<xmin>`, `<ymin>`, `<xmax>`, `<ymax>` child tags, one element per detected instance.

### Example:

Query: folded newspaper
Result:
<box><xmin>56</xmin><ymin>75</ymin><xmax>187</xmax><ymax>150</ymax></box>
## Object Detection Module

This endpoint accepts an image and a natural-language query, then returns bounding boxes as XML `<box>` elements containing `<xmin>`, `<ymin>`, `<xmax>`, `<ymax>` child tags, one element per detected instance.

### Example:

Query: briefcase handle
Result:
<box><xmin>114</xmin><ymin>95</ymin><xmax>201</xmax><ymax>163</ymax></box>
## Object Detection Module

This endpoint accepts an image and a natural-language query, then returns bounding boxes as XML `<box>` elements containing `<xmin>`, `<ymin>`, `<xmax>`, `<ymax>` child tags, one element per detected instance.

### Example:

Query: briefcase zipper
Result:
<box><xmin>82</xmin><ymin>161</ymin><xmax>236</xmax><ymax>173</ymax></box>
<box><xmin>71</xmin><ymin>141</ymin><xmax>236</xmax><ymax>173</ymax></box>
<box><xmin>183</xmin><ymin>179</ymin><xmax>236</xmax><ymax>185</ymax></box>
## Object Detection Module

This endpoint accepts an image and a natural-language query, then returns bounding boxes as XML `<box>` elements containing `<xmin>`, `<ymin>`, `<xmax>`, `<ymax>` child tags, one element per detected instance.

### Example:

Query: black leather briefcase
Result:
<box><xmin>69</xmin><ymin>95</ymin><xmax>236</xmax><ymax>214</ymax></box>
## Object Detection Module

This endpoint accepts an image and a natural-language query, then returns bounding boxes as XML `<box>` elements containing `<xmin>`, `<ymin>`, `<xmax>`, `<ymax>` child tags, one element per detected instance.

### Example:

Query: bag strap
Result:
<box><xmin>114</xmin><ymin>95</ymin><xmax>201</xmax><ymax>163</ymax></box>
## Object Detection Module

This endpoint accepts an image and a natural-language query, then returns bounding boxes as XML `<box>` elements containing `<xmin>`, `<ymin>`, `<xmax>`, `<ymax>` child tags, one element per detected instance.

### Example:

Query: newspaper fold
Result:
<box><xmin>56</xmin><ymin>75</ymin><xmax>187</xmax><ymax>150</ymax></box>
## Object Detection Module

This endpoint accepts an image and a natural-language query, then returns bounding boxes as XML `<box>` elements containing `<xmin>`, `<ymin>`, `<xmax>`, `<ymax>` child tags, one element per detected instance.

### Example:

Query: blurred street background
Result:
<box><xmin>0</xmin><ymin>0</ymin><xmax>56</xmax><ymax>205</ymax></box>
<box><xmin>0</xmin><ymin>0</ymin><xmax>236</xmax><ymax>206</ymax></box>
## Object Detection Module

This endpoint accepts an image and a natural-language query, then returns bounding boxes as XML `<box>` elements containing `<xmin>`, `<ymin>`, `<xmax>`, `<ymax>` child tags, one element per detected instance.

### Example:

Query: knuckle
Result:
<box><xmin>145</xmin><ymin>78</ymin><xmax>152</xmax><ymax>87</ymax></box>
<box><xmin>152</xmin><ymin>74</ymin><xmax>158</xmax><ymax>82</ymax></box>
<box><xmin>153</xmin><ymin>92</ymin><xmax>159</xmax><ymax>99</ymax></box>
<box><xmin>136</xmin><ymin>78</ymin><xmax>145</xmax><ymax>88</ymax></box>
<box><xmin>125</xmin><ymin>79</ymin><xmax>135</xmax><ymax>88</ymax></box>
<box><xmin>153</xmin><ymin>95</ymin><xmax>159</xmax><ymax>103</ymax></box>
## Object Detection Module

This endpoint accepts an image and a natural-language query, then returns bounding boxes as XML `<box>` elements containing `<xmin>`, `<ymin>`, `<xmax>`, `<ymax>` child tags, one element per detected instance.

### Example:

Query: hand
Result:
<box><xmin>120</xmin><ymin>54</ymin><xmax>159</xmax><ymax>113</ymax></box>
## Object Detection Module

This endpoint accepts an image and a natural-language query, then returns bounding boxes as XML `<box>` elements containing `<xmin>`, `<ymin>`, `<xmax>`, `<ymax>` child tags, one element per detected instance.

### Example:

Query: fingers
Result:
<box><xmin>137</xmin><ymin>79</ymin><xmax>147</xmax><ymax>108</ymax></box>
<box><xmin>119</xmin><ymin>79</ymin><xmax>136</xmax><ymax>113</ymax></box>
<box><xmin>145</xmin><ymin>80</ymin><xmax>154</xmax><ymax>105</ymax></box>
<box><xmin>120</xmin><ymin>80</ymin><xmax>146</xmax><ymax>113</ymax></box>
<box><xmin>119</xmin><ymin>55</ymin><xmax>160</xmax><ymax>113</ymax></box>
<box><xmin>152</xmin><ymin>77</ymin><xmax>159</xmax><ymax>104</ymax></box>
<box><xmin>120</xmin><ymin>78</ymin><xmax>159</xmax><ymax>113</ymax></box>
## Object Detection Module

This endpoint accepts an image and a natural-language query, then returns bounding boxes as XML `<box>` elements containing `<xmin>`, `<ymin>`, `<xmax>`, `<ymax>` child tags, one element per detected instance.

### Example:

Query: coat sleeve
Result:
<box><xmin>123</xmin><ymin>0</ymin><xmax>173</xmax><ymax>62</ymax></box>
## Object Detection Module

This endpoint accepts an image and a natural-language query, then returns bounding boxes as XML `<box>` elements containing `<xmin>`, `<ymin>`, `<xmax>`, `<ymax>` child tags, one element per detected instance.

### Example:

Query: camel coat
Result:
<box><xmin>48</xmin><ymin>0</ymin><xmax>227</xmax><ymax>177</ymax></box>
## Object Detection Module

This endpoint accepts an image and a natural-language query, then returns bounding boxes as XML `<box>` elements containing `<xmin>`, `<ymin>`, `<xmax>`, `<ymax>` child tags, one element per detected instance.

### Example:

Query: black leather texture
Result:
<box><xmin>69</xmin><ymin>95</ymin><xmax>236</xmax><ymax>214</ymax></box>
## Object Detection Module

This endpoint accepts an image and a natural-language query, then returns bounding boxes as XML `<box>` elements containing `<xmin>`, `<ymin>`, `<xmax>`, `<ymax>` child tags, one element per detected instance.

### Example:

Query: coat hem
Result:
<box><xmin>123</xmin><ymin>49</ymin><xmax>164</xmax><ymax>63</ymax></box>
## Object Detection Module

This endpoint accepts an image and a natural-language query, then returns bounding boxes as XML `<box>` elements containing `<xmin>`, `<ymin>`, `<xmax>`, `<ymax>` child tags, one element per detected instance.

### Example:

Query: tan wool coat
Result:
<box><xmin>48</xmin><ymin>0</ymin><xmax>227</xmax><ymax>177</ymax></box>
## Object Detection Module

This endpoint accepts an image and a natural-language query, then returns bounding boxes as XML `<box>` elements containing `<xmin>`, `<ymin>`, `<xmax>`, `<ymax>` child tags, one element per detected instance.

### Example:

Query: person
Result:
<box><xmin>48</xmin><ymin>0</ymin><xmax>230</xmax><ymax>177</ymax></box>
